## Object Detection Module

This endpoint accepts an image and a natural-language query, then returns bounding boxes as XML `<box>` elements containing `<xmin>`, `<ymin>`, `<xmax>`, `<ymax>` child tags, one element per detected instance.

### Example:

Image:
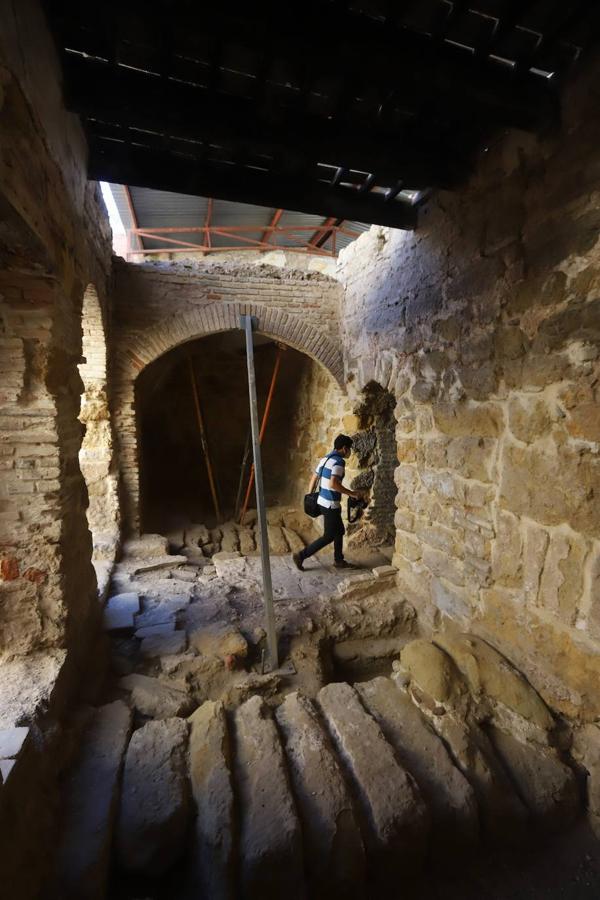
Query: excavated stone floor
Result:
<box><xmin>46</xmin><ymin>516</ymin><xmax>600</xmax><ymax>899</ymax></box>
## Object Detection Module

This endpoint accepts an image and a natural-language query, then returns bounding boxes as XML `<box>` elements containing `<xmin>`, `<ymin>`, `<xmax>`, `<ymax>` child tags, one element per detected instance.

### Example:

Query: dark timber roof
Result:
<box><xmin>44</xmin><ymin>1</ymin><xmax>598</xmax><ymax>228</ymax></box>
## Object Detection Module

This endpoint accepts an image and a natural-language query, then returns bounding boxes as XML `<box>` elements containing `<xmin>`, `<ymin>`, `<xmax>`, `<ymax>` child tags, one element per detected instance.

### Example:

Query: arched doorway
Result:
<box><xmin>113</xmin><ymin>301</ymin><xmax>346</xmax><ymax>534</ymax></box>
<box><xmin>135</xmin><ymin>330</ymin><xmax>350</xmax><ymax>536</ymax></box>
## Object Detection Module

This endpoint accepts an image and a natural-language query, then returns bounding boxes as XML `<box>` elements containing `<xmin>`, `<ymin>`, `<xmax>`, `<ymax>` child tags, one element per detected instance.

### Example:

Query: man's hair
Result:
<box><xmin>334</xmin><ymin>434</ymin><xmax>353</xmax><ymax>451</ymax></box>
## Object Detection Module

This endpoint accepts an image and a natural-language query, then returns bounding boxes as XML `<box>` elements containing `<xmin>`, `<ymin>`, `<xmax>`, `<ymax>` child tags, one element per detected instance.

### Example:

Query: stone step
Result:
<box><xmin>355</xmin><ymin>677</ymin><xmax>479</xmax><ymax>852</ymax></box>
<box><xmin>275</xmin><ymin>692</ymin><xmax>366</xmax><ymax>897</ymax></box>
<box><xmin>317</xmin><ymin>682</ymin><xmax>429</xmax><ymax>878</ymax></box>
<box><xmin>117</xmin><ymin>717</ymin><xmax>190</xmax><ymax>876</ymax></box>
<box><xmin>188</xmin><ymin>701</ymin><xmax>235</xmax><ymax>900</ymax></box>
<box><xmin>396</xmin><ymin>639</ymin><xmax>531</xmax><ymax>843</ymax></box>
<box><xmin>57</xmin><ymin>701</ymin><xmax>132</xmax><ymax>898</ymax></box>
<box><xmin>487</xmin><ymin>726</ymin><xmax>580</xmax><ymax>832</ymax></box>
<box><xmin>233</xmin><ymin>695</ymin><xmax>306</xmax><ymax>900</ymax></box>
<box><xmin>419</xmin><ymin>707</ymin><xmax>529</xmax><ymax>843</ymax></box>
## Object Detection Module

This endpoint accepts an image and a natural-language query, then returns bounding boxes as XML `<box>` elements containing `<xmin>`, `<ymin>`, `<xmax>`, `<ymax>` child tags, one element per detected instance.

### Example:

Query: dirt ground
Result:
<box><xmin>420</xmin><ymin>823</ymin><xmax>600</xmax><ymax>900</ymax></box>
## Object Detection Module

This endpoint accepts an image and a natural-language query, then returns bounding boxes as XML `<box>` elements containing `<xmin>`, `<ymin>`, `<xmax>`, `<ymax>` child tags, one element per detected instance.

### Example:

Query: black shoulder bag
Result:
<box><xmin>303</xmin><ymin>453</ymin><xmax>336</xmax><ymax>518</ymax></box>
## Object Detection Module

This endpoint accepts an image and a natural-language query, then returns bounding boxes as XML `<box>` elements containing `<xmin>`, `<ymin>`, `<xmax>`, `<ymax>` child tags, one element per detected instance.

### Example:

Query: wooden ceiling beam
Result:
<box><xmin>87</xmin><ymin>140</ymin><xmax>419</xmax><ymax>229</ymax></box>
<box><xmin>60</xmin><ymin>54</ymin><xmax>467</xmax><ymax>189</ymax></box>
<box><xmin>52</xmin><ymin>9</ymin><xmax>558</xmax><ymax>133</ymax></box>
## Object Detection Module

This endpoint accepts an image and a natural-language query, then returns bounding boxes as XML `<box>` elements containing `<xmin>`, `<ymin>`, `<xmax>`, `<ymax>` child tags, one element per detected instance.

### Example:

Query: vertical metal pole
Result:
<box><xmin>241</xmin><ymin>315</ymin><xmax>278</xmax><ymax>670</ymax></box>
<box><xmin>239</xmin><ymin>345</ymin><xmax>283</xmax><ymax>524</ymax></box>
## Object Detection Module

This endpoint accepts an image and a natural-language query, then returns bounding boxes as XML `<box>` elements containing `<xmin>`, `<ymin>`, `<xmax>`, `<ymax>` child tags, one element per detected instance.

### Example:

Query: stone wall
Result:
<box><xmin>288</xmin><ymin>360</ymin><xmax>353</xmax><ymax>509</ymax></box>
<box><xmin>111</xmin><ymin>258</ymin><xmax>344</xmax><ymax>532</ymax></box>
<box><xmin>337</xmin><ymin>58</ymin><xmax>600</xmax><ymax>722</ymax></box>
<box><xmin>0</xmin><ymin>0</ymin><xmax>112</xmax><ymax>659</ymax></box>
<box><xmin>79</xmin><ymin>285</ymin><xmax>120</xmax><ymax>571</ymax></box>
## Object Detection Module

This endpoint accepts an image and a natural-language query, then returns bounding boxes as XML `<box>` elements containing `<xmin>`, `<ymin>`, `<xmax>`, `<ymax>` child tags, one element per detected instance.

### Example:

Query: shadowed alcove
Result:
<box><xmin>136</xmin><ymin>331</ymin><xmax>322</xmax><ymax>532</ymax></box>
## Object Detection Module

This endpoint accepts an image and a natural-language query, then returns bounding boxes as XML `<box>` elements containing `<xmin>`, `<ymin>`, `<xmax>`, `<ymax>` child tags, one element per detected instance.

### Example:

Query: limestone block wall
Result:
<box><xmin>0</xmin><ymin>0</ymin><xmax>112</xmax><ymax>659</ymax></box>
<box><xmin>111</xmin><ymin>259</ymin><xmax>344</xmax><ymax>532</ymax></box>
<box><xmin>287</xmin><ymin>361</ymin><xmax>353</xmax><ymax>509</ymax></box>
<box><xmin>337</xmin><ymin>58</ymin><xmax>600</xmax><ymax>722</ymax></box>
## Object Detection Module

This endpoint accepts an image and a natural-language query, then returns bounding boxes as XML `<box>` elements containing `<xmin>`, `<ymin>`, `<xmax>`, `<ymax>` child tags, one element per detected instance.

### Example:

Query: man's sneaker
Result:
<box><xmin>333</xmin><ymin>559</ymin><xmax>357</xmax><ymax>569</ymax></box>
<box><xmin>292</xmin><ymin>552</ymin><xmax>304</xmax><ymax>571</ymax></box>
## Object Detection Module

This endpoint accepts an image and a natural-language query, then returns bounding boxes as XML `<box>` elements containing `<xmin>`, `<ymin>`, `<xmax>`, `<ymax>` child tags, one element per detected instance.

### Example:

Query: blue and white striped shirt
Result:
<box><xmin>315</xmin><ymin>451</ymin><xmax>345</xmax><ymax>510</ymax></box>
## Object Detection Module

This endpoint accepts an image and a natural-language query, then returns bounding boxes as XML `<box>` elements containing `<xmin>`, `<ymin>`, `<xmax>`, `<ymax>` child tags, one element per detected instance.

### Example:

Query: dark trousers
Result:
<box><xmin>300</xmin><ymin>507</ymin><xmax>345</xmax><ymax>563</ymax></box>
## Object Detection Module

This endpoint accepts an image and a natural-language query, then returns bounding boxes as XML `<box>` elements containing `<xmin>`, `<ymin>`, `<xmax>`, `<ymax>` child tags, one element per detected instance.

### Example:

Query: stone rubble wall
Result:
<box><xmin>78</xmin><ymin>286</ymin><xmax>120</xmax><ymax>565</ymax></box>
<box><xmin>111</xmin><ymin>259</ymin><xmax>344</xmax><ymax>532</ymax></box>
<box><xmin>287</xmin><ymin>360</ymin><xmax>353</xmax><ymax>509</ymax></box>
<box><xmin>0</xmin><ymin>0</ymin><xmax>112</xmax><ymax>659</ymax></box>
<box><xmin>336</xmin><ymin>57</ymin><xmax>600</xmax><ymax>722</ymax></box>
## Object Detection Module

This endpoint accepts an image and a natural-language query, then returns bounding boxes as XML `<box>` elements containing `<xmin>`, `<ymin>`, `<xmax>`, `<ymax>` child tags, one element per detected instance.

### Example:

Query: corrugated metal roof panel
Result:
<box><xmin>107</xmin><ymin>183</ymin><xmax>373</xmax><ymax>256</ymax></box>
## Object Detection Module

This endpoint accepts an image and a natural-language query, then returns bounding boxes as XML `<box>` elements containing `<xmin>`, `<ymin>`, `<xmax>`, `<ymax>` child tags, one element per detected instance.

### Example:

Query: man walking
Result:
<box><xmin>293</xmin><ymin>434</ymin><xmax>360</xmax><ymax>570</ymax></box>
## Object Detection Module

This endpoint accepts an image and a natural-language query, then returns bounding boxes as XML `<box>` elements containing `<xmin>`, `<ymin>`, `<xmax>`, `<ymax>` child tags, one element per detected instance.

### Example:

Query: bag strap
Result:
<box><xmin>315</xmin><ymin>452</ymin><xmax>338</xmax><ymax>493</ymax></box>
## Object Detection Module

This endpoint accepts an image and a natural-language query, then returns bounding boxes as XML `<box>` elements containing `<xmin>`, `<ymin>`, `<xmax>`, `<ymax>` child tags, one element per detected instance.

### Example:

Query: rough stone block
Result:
<box><xmin>185</xmin><ymin>523</ymin><xmax>210</xmax><ymax>547</ymax></box>
<box><xmin>188</xmin><ymin>702</ymin><xmax>235</xmax><ymax>900</ymax></box>
<box><xmin>117</xmin><ymin>718</ymin><xmax>190</xmax><ymax>875</ymax></box>
<box><xmin>119</xmin><ymin>674</ymin><xmax>193</xmax><ymax>718</ymax></box>
<box><xmin>57</xmin><ymin>702</ymin><xmax>132</xmax><ymax>898</ymax></box>
<box><xmin>356</xmin><ymin>678</ymin><xmax>478</xmax><ymax>850</ymax></box>
<box><xmin>103</xmin><ymin>593</ymin><xmax>140</xmax><ymax>631</ymax></box>
<box><xmin>488</xmin><ymin>727</ymin><xmax>579</xmax><ymax>832</ymax></box>
<box><xmin>188</xmin><ymin>624</ymin><xmax>248</xmax><ymax>661</ymax></box>
<box><xmin>139</xmin><ymin>630</ymin><xmax>187</xmax><ymax>659</ymax></box>
<box><xmin>572</xmin><ymin>723</ymin><xmax>600</xmax><ymax>837</ymax></box>
<box><xmin>492</xmin><ymin>510</ymin><xmax>523</xmax><ymax>588</ymax></box>
<box><xmin>233</xmin><ymin>696</ymin><xmax>305</xmax><ymax>900</ymax></box>
<box><xmin>399</xmin><ymin>639</ymin><xmax>464</xmax><ymax>705</ymax></box>
<box><xmin>538</xmin><ymin>529</ymin><xmax>587</xmax><ymax>625</ymax></box>
<box><xmin>134</xmin><ymin>621</ymin><xmax>176</xmax><ymax>640</ymax></box>
<box><xmin>431</xmin><ymin>576</ymin><xmax>471</xmax><ymax>623</ymax></box>
<box><xmin>317</xmin><ymin>682</ymin><xmax>429</xmax><ymax>874</ymax></box>
<box><xmin>134</xmin><ymin>596</ymin><xmax>189</xmax><ymax>630</ymax></box>
<box><xmin>132</xmin><ymin>554</ymin><xmax>187</xmax><ymax>575</ymax></box>
<box><xmin>372</xmin><ymin>564</ymin><xmax>397</xmax><ymax>578</ymax></box>
<box><xmin>434</xmin><ymin>633</ymin><xmax>555</xmax><ymax>735</ymax></box>
<box><xmin>122</xmin><ymin>534</ymin><xmax>169</xmax><ymax>559</ymax></box>
<box><xmin>523</xmin><ymin>522</ymin><xmax>550</xmax><ymax>605</ymax></box>
<box><xmin>275</xmin><ymin>692</ymin><xmax>365</xmax><ymax>895</ymax></box>
<box><xmin>238</xmin><ymin>526</ymin><xmax>256</xmax><ymax>555</ymax></box>
<box><xmin>499</xmin><ymin>440</ymin><xmax>600</xmax><ymax>538</ymax></box>
<box><xmin>220</xmin><ymin>523</ymin><xmax>239</xmax><ymax>554</ymax></box>
<box><xmin>405</xmin><ymin>689</ymin><xmax>528</xmax><ymax>842</ymax></box>
<box><xmin>508</xmin><ymin>397</ymin><xmax>552</xmax><ymax>443</ymax></box>
<box><xmin>432</xmin><ymin>401</ymin><xmax>504</xmax><ymax>437</ymax></box>
<box><xmin>282</xmin><ymin>527</ymin><xmax>304</xmax><ymax>554</ymax></box>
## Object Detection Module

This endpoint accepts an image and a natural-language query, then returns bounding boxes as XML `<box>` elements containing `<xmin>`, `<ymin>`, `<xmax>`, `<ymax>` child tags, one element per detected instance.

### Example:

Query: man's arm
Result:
<box><xmin>307</xmin><ymin>473</ymin><xmax>318</xmax><ymax>493</ymax></box>
<box><xmin>331</xmin><ymin>476</ymin><xmax>359</xmax><ymax>499</ymax></box>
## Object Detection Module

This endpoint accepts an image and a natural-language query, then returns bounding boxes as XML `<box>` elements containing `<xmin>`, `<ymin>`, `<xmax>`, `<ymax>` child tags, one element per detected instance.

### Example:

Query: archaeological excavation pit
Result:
<box><xmin>3</xmin><ymin>3</ymin><xmax>600</xmax><ymax>899</ymax></box>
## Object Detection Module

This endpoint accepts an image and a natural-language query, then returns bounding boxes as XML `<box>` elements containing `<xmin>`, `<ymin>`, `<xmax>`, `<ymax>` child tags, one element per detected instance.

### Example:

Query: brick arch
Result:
<box><xmin>113</xmin><ymin>301</ymin><xmax>345</xmax><ymax>533</ymax></box>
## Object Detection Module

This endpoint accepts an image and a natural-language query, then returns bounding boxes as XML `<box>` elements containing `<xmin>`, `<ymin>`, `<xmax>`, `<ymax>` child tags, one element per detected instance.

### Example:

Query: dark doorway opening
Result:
<box><xmin>136</xmin><ymin>331</ymin><xmax>312</xmax><ymax>533</ymax></box>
